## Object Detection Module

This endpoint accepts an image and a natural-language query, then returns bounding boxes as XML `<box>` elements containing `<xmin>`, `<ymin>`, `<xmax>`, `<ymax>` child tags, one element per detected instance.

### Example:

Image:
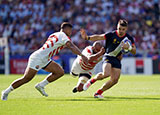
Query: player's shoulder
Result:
<box><xmin>126</xmin><ymin>33</ymin><xmax>133</xmax><ymax>38</ymax></box>
<box><xmin>53</xmin><ymin>31</ymin><xmax>66</xmax><ymax>36</ymax></box>
<box><xmin>105</xmin><ymin>30</ymin><xmax>115</xmax><ymax>35</ymax></box>
<box><xmin>53</xmin><ymin>31</ymin><xmax>70</xmax><ymax>40</ymax></box>
<box><xmin>125</xmin><ymin>33</ymin><xmax>135</xmax><ymax>43</ymax></box>
<box><xmin>85</xmin><ymin>46</ymin><xmax>92</xmax><ymax>50</ymax></box>
<box><xmin>84</xmin><ymin>46</ymin><xmax>93</xmax><ymax>53</ymax></box>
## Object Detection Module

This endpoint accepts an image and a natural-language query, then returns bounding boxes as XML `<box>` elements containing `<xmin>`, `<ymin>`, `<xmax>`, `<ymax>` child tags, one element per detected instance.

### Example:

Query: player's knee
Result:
<box><xmin>58</xmin><ymin>69</ymin><xmax>64</xmax><ymax>77</ymax></box>
<box><xmin>98</xmin><ymin>73</ymin><xmax>110</xmax><ymax>80</ymax></box>
<box><xmin>53</xmin><ymin>68</ymin><xmax>64</xmax><ymax>76</ymax></box>
<box><xmin>103</xmin><ymin>73</ymin><xmax>110</xmax><ymax>78</ymax></box>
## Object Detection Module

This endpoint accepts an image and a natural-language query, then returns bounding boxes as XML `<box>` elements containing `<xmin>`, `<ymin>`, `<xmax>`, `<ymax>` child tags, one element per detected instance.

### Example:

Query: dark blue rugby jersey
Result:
<box><xmin>104</xmin><ymin>30</ymin><xmax>135</xmax><ymax>56</ymax></box>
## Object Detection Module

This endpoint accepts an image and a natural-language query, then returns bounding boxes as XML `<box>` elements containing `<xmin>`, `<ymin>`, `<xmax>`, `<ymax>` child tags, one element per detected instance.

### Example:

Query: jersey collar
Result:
<box><xmin>116</xmin><ymin>30</ymin><xmax>126</xmax><ymax>38</ymax></box>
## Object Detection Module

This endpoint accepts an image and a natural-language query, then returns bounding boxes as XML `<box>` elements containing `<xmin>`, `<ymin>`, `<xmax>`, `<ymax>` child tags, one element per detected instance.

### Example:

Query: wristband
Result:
<box><xmin>88</xmin><ymin>36</ymin><xmax>90</xmax><ymax>40</ymax></box>
<box><xmin>86</xmin><ymin>36</ymin><xmax>90</xmax><ymax>40</ymax></box>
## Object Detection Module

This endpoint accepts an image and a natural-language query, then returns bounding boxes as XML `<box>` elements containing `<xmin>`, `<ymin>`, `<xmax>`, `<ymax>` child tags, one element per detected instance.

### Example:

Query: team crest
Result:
<box><xmin>105</xmin><ymin>59</ymin><xmax>109</xmax><ymax>62</ymax></box>
<box><xmin>113</xmin><ymin>38</ymin><xmax>117</xmax><ymax>44</ymax></box>
<box><xmin>35</xmin><ymin>65</ymin><xmax>39</xmax><ymax>69</ymax></box>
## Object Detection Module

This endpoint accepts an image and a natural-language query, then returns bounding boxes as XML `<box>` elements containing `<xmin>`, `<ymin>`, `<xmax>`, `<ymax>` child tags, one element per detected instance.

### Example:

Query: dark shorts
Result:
<box><xmin>103</xmin><ymin>56</ymin><xmax>121</xmax><ymax>69</ymax></box>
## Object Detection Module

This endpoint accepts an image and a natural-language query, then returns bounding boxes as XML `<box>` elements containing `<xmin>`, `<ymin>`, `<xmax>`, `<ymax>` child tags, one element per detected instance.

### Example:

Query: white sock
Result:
<box><xmin>4</xmin><ymin>85</ymin><xmax>14</xmax><ymax>94</ymax></box>
<box><xmin>39</xmin><ymin>79</ymin><xmax>49</xmax><ymax>87</ymax></box>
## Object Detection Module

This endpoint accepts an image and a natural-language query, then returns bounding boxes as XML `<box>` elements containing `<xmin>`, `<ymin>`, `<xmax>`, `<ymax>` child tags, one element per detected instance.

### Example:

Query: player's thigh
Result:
<box><xmin>44</xmin><ymin>61</ymin><xmax>64</xmax><ymax>74</ymax></box>
<box><xmin>102</xmin><ymin>62</ymin><xmax>112</xmax><ymax>77</ymax></box>
<box><xmin>23</xmin><ymin>67</ymin><xmax>37</xmax><ymax>80</ymax></box>
<box><xmin>111</xmin><ymin>67</ymin><xmax>121</xmax><ymax>80</ymax></box>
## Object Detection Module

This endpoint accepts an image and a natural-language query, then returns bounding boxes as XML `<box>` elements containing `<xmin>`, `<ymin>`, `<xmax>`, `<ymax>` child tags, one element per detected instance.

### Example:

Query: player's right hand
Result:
<box><xmin>100</xmin><ymin>47</ymin><xmax>105</xmax><ymax>55</ymax></box>
<box><xmin>81</xmin><ymin>55</ymin><xmax>88</xmax><ymax>64</ymax></box>
<box><xmin>80</xmin><ymin>29</ymin><xmax>88</xmax><ymax>40</ymax></box>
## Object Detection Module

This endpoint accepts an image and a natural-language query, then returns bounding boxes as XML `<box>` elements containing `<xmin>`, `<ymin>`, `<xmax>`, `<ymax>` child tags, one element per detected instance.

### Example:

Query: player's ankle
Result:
<box><xmin>4</xmin><ymin>85</ymin><xmax>14</xmax><ymax>94</ymax></box>
<box><xmin>38</xmin><ymin>79</ymin><xmax>49</xmax><ymax>87</ymax></box>
<box><xmin>96</xmin><ymin>89</ymin><xmax>103</xmax><ymax>95</ymax></box>
<box><xmin>90</xmin><ymin>79</ymin><xmax>96</xmax><ymax>84</ymax></box>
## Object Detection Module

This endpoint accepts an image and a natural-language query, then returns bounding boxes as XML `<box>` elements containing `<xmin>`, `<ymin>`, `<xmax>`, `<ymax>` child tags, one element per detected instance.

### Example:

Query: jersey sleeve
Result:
<box><xmin>128</xmin><ymin>35</ymin><xmax>135</xmax><ymax>45</ymax></box>
<box><xmin>61</xmin><ymin>33</ymin><xmax>71</xmax><ymax>45</ymax></box>
<box><xmin>104</xmin><ymin>32</ymin><xmax>112</xmax><ymax>40</ymax></box>
<box><xmin>82</xmin><ymin>46</ymin><xmax>92</xmax><ymax>57</ymax></box>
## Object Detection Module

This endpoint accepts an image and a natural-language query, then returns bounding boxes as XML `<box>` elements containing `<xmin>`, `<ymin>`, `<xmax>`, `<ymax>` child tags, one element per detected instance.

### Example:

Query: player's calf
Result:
<box><xmin>83</xmin><ymin>78</ymin><xmax>96</xmax><ymax>91</ymax></box>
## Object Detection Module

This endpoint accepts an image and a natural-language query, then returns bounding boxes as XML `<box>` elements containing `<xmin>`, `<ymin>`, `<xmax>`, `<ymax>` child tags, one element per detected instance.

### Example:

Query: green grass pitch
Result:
<box><xmin>0</xmin><ymin>74</ymin><xmax>160</xmax><ymax>115</ymax></box>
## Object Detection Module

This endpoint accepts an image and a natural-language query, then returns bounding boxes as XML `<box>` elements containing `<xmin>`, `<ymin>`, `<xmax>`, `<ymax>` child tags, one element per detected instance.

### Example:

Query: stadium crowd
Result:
<box><xmin>0</xmin><ymin>0</ymin><xmax>159</xmax><ymax>57</ymax></box>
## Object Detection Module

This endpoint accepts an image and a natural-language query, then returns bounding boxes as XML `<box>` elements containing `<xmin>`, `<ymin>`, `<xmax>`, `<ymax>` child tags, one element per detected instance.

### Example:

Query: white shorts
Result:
<box><xmin>27</xmin><ymin>51</ymin><xmax>51</xmax><ymax>71</ymax></box>
<box><xmin>71</xmin><ymin>58</ymin><xmax>94</xmax><ymax>76</ymax></box>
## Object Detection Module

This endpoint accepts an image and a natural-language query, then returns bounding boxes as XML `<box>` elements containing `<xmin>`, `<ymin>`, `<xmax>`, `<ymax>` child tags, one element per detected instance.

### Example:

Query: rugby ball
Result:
<box><xmin>122</xmin><ymin>39</ymin><xmax>132</xmax><ymax>54</ymax></box>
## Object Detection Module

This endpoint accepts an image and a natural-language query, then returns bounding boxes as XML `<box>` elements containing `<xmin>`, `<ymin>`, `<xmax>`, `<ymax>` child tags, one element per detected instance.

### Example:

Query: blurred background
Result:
<box><xmin>0</xmin><ymin>0</ymin><xmax>159</xmax><ymax>75</ymax></box>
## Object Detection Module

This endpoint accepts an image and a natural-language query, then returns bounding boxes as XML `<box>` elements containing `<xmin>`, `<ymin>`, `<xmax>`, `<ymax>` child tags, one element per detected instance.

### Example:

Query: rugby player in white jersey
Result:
<box><xmin>70</xmin><ymin>41</ymin><xmax>105</xmax><ymax>93</ymax></box>
<box><xmin>1</xmin><ymin>22</ymin><xmax>88</xmax><ymax>100</ymax></box>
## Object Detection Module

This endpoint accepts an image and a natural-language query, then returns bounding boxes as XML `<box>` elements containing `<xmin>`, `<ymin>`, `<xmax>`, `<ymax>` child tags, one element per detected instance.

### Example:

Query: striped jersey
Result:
<box><xmin>35</xmin><ymin>31</ymin><xmax>71</xmax><ymax>62</ymax></box>
<box><xmin>78</xmin><ymin>46</ymin><xmax>102</xmax><ymax>71</ymax></box>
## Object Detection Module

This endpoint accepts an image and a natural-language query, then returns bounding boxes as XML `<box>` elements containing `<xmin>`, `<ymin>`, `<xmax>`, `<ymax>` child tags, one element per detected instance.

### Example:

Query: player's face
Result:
<box><xmin>65</xmin><ymin>27</ymin><xmax>72</xmax><ymax>36</ymax></box>
<box><xmin>94</xmin><ymin>45</ymin><xmax>102</xmax><ymax>53</ymax></box>
<box><xmin>117</xmin><ymin>24</ymin><xmax>127</xmax><ymax>37</ymax></box>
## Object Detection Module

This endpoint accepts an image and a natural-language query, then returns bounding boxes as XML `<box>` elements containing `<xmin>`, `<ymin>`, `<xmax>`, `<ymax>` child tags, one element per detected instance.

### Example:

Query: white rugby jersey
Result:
<box><xmin>78</xmin><ymin>46</ymin><xmax>102</xmax><ymax>71</ymax></box>
<box><xmin>35</xmin><ymin>31</ymin><xmax>71</xmax><ymax>62</ymax></box>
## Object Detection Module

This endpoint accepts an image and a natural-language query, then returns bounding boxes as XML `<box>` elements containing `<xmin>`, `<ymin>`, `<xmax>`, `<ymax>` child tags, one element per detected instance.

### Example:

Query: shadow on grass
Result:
<box><xmin>46</xmin><ymin>97</ymin><xmax>107</xmax><ymax>102</ymax></box>
<box><xmin>46</xmin><ymin>96</ymin><xmax>160</xmax><ymax>102</ymax></box>
<box><xmin>104</xmin><ymin>96</ymin><xmax>160</xmax><ymax>101</ymax></box>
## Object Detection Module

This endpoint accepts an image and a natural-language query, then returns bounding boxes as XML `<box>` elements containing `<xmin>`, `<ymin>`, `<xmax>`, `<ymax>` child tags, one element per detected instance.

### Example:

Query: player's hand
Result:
<box><xmin>81</xmin><ymin>55</ymin><xmax>88</xmax><ymax>64</ymax></box>
<box><xmin>80</xmin><ymin>29</ymin><xmax>88</xmax><ymax>40</ymax></box>
<box><xmin>100</xmin><ymin>47</ymin><xmax>105</xmax><ymax>55</ymax></box>
<box><xmin>121</xmin><ymin>41</ymin><xmax>129</xmax><ymax>50</ymax></box>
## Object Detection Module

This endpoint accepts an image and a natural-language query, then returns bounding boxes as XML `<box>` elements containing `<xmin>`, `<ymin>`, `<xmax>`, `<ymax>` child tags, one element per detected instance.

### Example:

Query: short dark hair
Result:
<box><xmin>118</xmin><ymin>19</ymin><xmax>128</xmax><ymax>27</ymax></box>
<box><xmin>61</xmin><ymin>22</ymin><xmax>73</xmax><ymax>29</ymax></box>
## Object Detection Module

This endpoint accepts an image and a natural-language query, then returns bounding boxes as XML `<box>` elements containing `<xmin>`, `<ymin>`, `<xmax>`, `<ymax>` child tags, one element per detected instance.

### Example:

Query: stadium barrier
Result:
<box><xmin>0</xmin><ymin>54</ymin><xmax>159</xmax><ymax>75</ymax></box>
<box><xmin>70</xmin><ymin>57</ymin><xmax>154</xmax><ymax>75</ymax></box>
<box><xmin>153</xmin><ymin>58</ymin><xmax>160</xmax><ymax>74</ymax></box>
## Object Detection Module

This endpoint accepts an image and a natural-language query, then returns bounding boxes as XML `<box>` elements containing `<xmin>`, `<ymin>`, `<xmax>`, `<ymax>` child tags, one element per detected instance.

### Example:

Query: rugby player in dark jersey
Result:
<box><xmin>81</xmin><ymin>19</ymin><xmax>136</xmax><ymax>98</ymax></box>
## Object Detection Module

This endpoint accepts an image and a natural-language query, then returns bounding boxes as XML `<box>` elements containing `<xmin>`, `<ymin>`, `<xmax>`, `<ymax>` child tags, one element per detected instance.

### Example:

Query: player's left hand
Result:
<box><xmin>121</xmin><ymin>41</ymin><xmax>129</xmax><ymax>50</ymax></box>
<box><xmin>100</xmin><ymin>47</ymin><xmax>105</xmax><ymax>55</ymax></box>
<box><xmin>80</xmin><ymin>29</ymin><xmax>88</xmax><ymax>40</ymax></box>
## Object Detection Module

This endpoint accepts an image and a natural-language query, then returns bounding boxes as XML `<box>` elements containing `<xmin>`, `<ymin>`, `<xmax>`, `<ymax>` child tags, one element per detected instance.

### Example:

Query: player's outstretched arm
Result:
<box><xmin>80</xmin><ymin>29</ymin><xmax>105</xmax><ymax>41</ymax></box>
<box><xmin>65</xmin><ymin>41</ymin><xmax>88</xmax><ymax>64</ymax></box>
<box><xmin>88</xmin><ymin>47</ymin><xmax>105</xmax><ymax>62</ymax></box>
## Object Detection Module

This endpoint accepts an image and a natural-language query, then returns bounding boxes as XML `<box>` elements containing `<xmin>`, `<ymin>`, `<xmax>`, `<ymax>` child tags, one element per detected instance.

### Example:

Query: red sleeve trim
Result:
<box><xmin>67</xmin><ymin>36</ymin><xmax>71</xmax><ymax>40</ymax></box>
<box><xmin>104</xmin><ymin>35</ymin><xmax>107</xmax><ymax>39</ymax></box>
<box><xmin>86</xmin><ymin>48</ymin><xmax>91</xmax><ymax>54</ymax></box>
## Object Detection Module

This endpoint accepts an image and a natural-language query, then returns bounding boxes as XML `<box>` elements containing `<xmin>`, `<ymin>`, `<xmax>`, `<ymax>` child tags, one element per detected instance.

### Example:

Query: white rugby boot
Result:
<box><xmin>35</xmin><ymin>84</ymin><xmax>48</xmax><ymax>97</ymax></box>
<box><xmin>94</xmin><ymin>93</ymin><xmax>104</xmax><ymax>99</ymax></box>
<box><xmin>1</xmin><ymin>90</ymin><xmax>8</xmax><ymax>101</ymax></box>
